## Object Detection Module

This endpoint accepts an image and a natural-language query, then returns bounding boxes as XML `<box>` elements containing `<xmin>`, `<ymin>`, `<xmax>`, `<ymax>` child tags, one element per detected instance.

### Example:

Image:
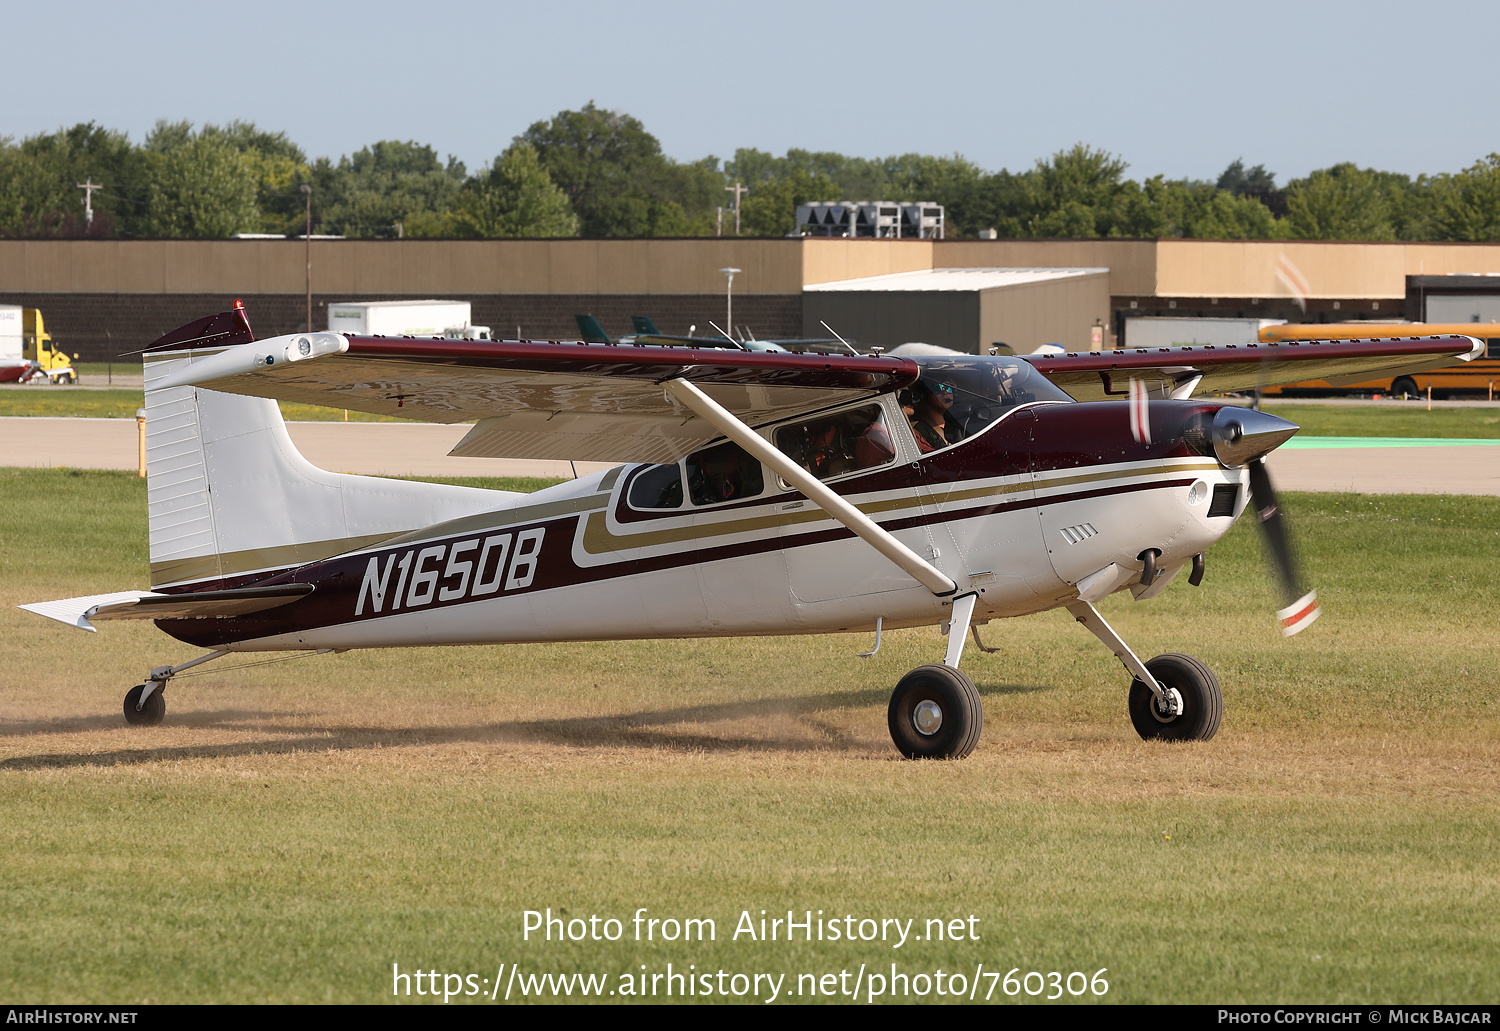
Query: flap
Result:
<box><xmin>451</xmin><ymin>411</ymin><xmax>721</xmax><ymax>464</ymax></box>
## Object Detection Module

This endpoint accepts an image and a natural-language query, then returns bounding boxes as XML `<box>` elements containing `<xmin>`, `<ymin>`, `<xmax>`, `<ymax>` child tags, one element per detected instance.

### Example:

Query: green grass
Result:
<box><xmin>1261</xmin><ymin>403</ymin><xmax>1500</xmax><ymax>438</ymax></box>
<box><xmin>0</xmin><ymin>388</ymin><xmax>147</xmax><ymax>419</ymax></box>
<box><xmin>387</xmin><ymin>473</ymin><xmax>564</xmax><ymax>493</ymax></box>
<box><xmin>74</xmin><ymin>362</ymin><xmax>138</xmax><ymax>379</ymax></box>
<box><xmin>1</xmin><ymin>470</ymin><xmax>1497</xmax><ymax>1004</ymax></box>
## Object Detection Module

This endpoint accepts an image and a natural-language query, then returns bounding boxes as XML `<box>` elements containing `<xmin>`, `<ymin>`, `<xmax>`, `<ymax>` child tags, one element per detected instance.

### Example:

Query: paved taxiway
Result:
<box><xmin>3</xmin><ymin>417</ymin><xmax>1497</xmax><ymax>495</ymax></box>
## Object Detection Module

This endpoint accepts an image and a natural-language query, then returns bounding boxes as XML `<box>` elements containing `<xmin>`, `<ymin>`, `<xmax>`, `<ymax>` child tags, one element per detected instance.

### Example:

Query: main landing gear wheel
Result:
<box><xmin>123</xmin><ymin>684</ymin><xmax>166</xmax><ymax>726</ymax></box>
<box><xmin>1128</xmin><ymin>654</ymin><xmax>1221</xmax><ymax>742</ymax></box>
<box><xmin>888</xmin><ymin>664</ymin><xmax>983</xmax><ymax>759</ymax></box>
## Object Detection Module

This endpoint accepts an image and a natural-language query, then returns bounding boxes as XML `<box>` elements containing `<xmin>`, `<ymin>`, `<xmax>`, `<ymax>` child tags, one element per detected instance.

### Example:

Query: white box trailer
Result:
<box><xmin>326</xmin><ymin>300</ymin><xmax>490</xmax><ymax>340</ymax></box>
<box><xmin>0</xmin><ymin>305</ymin><xmax>21</xmax><ymax>362</ymax></box>
<box><xmin>0</xmin><ymin>305</ymin><xmax>24</xmax><ymax>381</ymax></box>
<box><xmin>1123</xmin><ymin>316</ymin><xmax>1285</xmax><ymax>349</ymax></box>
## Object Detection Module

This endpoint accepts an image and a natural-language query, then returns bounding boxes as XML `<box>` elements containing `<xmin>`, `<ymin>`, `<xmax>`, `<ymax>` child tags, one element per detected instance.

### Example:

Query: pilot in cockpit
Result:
<box><xmin>909</xmin><ymin>380</ymin><xmax>966</xmax><ymax>452</ymax></box>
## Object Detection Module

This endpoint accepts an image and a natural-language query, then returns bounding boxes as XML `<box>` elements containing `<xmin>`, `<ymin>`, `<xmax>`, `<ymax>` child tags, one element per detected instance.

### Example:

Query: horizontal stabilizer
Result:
<box><xmin>140</xmin><ymin>301</ymin><xmax>256</xmax><ymax>354</ymax></box>
<box><xmin>20</xmin><ymin>584</ymin><xmax>314</xmax><ymax>632</ymax></box>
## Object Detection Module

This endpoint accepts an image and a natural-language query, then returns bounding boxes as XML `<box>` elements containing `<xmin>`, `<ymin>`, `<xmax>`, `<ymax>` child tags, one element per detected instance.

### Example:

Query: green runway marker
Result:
<box><xmin>1282</xmin><ymin>436</ymin><xmax>1500</xmax><ymax>449</ymax></box>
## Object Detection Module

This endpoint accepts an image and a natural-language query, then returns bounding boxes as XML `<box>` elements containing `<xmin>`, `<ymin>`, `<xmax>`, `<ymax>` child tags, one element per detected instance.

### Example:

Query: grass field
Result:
<box><xmin>1260</xmin><ymin>403</ymin><xmax>1500</xmax><ymax>439</ymax></box>
<box><xmin>1</xmin><ymin>469</ymin><xmax>1497</xmax><ymax>1004</ymax></box>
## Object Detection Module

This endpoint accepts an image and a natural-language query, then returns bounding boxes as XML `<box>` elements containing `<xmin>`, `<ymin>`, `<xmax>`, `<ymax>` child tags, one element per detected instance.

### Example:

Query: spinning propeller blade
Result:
<box><xmin>1207</xmin><ymin>406</ymin><xmax>1319</xmax><ymax>636</ymax></box>
<box><xmin>1247</xmin><ymin>457</ymin><xmax>1320</xmax><ymax>636</ymax></box>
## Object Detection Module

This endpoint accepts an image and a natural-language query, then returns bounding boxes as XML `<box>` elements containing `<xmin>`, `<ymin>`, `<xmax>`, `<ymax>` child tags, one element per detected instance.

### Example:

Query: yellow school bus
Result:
<box><xmin>1258</xmin><ymin>323</ymin><xmax>1500</xmax><ymax>398</ymax></box>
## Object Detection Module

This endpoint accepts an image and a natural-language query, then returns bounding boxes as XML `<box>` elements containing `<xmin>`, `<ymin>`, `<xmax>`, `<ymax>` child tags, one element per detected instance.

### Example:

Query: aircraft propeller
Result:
<box><xmin>1210</xmin><ymin>407</ymin><xmax>1321</xmax><ymax>636</ymax></box>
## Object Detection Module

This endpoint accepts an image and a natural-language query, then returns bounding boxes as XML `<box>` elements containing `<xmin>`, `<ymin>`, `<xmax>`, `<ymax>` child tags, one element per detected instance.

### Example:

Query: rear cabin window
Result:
<box><xmin>686</xmin><ymin>440</ymin><xmax>764</xmax><ymax>506</ymax></box>
<box><xmin>773</xmin><ymin>404</ymin><xmax>896</xmax><ymax>481</ymax></box>
<box><xmin>627</xmin><ymin>463</ymin><xmax>684</xmax><ymax>509</ymax></box>
<box><xmin>627</xmin><ymin>440</ymin><xmax>765</xmax><ymax>510</ymax></box>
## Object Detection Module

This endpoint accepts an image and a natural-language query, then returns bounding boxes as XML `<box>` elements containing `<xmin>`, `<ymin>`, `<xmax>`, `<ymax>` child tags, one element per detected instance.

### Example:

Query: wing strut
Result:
<box><xmin>662</xmin><ymin>378</ymin><xmax>957</xmax><ymax>597</ymax></box>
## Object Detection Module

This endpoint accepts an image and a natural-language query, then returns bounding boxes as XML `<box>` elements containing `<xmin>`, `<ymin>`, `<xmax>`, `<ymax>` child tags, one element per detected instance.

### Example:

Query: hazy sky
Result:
<box><xmin>11</xmin><ymin>0</ymin><xmax>1496</xmax><ymax>184</ymax></box>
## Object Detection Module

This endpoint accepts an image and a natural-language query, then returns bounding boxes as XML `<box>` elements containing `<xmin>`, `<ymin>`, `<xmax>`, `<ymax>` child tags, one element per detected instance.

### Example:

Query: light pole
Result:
<box><xmin>78</xmin><ymin>179</ymin><xmax>102</xmax><ymax>231</ymax></box>
<box><xmin>300</xmin><ymin>184</ymin><xmax>313</xmax><ymax>332</ymax></box>
<box><xmin>719</xmin><ymin>267</ymin><xmax>741</xmax><ymax>340</ymax></box>
<box><xmin>724</xmin><ymin>182</ymin><xmax>748</xmax><ymax>235</ymax></box>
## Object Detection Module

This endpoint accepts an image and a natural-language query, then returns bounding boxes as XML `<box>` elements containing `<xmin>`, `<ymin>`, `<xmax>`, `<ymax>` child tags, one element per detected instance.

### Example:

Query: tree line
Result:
<box><xmin>3</xmin><ymin>104</ymin><xmax>1498</xmax><ymax>241</ymax></box>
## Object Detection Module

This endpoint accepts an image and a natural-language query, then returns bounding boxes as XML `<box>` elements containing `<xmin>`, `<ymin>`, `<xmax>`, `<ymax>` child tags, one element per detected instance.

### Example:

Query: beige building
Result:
<box><xmin>6</xmin><ymin>236</ymin><xmax>1500</xmax><ymax>360</ymax></box>
<box><xmin>803</xmin><ymin>267</ymin><xmax>1110</xmax><ymax>353</ymax></box>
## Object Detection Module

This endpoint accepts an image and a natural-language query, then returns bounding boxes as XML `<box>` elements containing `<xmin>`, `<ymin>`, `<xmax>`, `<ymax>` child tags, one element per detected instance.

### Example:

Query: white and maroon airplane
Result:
<box><xmin>19</xmin><ymin>303</ymin><xmax>1481</xmax><ymax>757</ymax></box>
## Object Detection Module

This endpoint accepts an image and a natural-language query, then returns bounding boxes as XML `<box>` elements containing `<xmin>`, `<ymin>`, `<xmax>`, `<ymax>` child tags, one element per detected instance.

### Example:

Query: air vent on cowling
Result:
<box><xmin>1059</xmin><ymin>523</ymin><xmax>1099</xmax><ymax>545</ymax></box>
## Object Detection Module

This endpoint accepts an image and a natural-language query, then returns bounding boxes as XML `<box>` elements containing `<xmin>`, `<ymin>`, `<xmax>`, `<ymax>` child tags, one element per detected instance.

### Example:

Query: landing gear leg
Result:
<box><xmin>942</xmin><ymin>592</ymin><xmax>977</xmax><ymax>670</ymax></box>
<box><xmin>887</xmin><ymin>593</ymin><xmax>984</xmax><ymax>759</ymax></box>
<box><xmin>1064</xmin><ymin>601</ymin><xmax>1221</xmax><ymax>741</ymax></box>
<box><xmin>123</xmin><ymin>650</ymin><xmax>227</xmax><ymax>727</ymax></box>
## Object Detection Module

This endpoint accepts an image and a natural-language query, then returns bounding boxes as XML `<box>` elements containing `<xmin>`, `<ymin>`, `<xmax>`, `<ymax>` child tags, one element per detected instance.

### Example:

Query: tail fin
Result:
<box><xmin>143</xmin><ymin>308</ymin><xmax>513</xmax><ymax>590</ymax></box>
<box><xmin>630</xmin><ymin>316</ymin><xmax>662</xmax><ymax>336</ymax></box>
<box><xmin>574</xmin><ymin>314</ymin><xmax>612</xmax><ymax>344</ymax></box>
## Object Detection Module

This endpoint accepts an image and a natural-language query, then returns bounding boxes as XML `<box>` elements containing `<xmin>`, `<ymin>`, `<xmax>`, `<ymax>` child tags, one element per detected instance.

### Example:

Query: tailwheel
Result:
<box><xmin>1128</xmin><ymin>653</ymin><xmax>1221</xmax><ymax>741</ymax></box>
<box><xmin>123</xmin><ymin>684</ymin><xmax>166</xmax><ymax>726</ymax></box>
<box><xmin>888</xmin><ymin>664</ymin><xmax>983</xmax><ymax>759</ymax></box>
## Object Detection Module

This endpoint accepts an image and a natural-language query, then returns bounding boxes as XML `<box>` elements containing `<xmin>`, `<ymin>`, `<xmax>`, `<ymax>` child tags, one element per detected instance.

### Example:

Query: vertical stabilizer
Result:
<box><xmin>574</xmin><ymin>314</ymin><xmax>612</xmax><ymax>344</ymax></box>
<box><xmin>143</xmin><ymin>347</ymin><xmax>513</xmax><ymax>590</ymax></box>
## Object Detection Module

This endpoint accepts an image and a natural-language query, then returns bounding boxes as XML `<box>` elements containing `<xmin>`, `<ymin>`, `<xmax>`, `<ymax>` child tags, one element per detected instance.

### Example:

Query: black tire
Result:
<box><xmin>123</xmin><ymin>684</ymin><xmax>166</xmax><ymax>726</ymax></box>
<box><xmin>1128</xmin><ymin>653</ymin><xmax>1221</xmax><ymax>742</ymax></box>
<box><xmin>888</xmin><ymin>664</ymin><xmax>983</xmax><ymax>759</ymax></box>
<box><xmin>1391</xmin><ymin>377</ymin><xmax>1417</xmax><ymax>399</ymax></box>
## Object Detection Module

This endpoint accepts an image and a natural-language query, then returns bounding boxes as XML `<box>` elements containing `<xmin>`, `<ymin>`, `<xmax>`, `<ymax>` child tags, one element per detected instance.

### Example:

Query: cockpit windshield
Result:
<box><xmin>903</xmin><ymin>356</ymin><xmax>1072</xmax><ymax>451</ymax></box>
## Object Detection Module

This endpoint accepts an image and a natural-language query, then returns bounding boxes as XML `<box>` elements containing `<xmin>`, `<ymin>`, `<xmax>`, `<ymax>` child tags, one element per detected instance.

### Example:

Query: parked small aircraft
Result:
<box><xmin>575</xmin><ymin>314</ymin><xmax>852</xmax><ymax>355</ymax></box>
<box><xmin>20</xmin><ymin>303</ymin><xmax>1481</xmax><ymax>756</ymax></box>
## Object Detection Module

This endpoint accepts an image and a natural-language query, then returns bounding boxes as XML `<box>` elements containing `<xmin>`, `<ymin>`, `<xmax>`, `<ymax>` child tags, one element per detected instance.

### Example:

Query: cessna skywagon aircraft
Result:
<box><xmin>20</xmin><ymin>304</ymin><xmax>1481</xmax><ymax>757</ymax></box>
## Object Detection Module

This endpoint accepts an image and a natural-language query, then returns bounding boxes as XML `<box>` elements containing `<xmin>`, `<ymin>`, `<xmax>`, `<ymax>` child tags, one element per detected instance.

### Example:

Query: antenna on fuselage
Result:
<box><xmin>819</xmin><ymin>320</ymin><xmax>860</xmax><ymax>356</ymax></box>
<box><xmin>707</xmin><ymin>320</ymin><xmax>742</xmax><ymax>349</ymax></box>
